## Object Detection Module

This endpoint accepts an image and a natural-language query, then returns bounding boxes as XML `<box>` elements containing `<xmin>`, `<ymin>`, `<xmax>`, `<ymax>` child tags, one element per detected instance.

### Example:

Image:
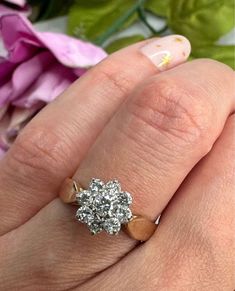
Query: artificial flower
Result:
<box><xmin>4</xmin><ymin>0</ymin><xmax>26</xmax><ymax>7</ymax></box>
<box><xmin>0</xmin><ymin>2</ymin><xmax>29</xmax><ymax>18</ymax></box>
<box><xmin>0</xmin><ymin>14</ymin><xmax>107</xmax><ymax>157</ymax></box>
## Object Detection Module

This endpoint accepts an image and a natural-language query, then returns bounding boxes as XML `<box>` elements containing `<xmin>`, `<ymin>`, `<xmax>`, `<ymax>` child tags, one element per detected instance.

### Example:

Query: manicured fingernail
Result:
<box><xmin>140</xmin><ymin>35</ymin><xmax>191</xmax><ymax>71</ymax></box>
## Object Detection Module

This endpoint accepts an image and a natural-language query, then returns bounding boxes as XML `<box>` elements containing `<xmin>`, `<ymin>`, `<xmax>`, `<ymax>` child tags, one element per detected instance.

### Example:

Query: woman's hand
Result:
<box><xmin>0</xmin><ymin>35</ymin><xmax>234</xmax><ymax>290</ymax></box>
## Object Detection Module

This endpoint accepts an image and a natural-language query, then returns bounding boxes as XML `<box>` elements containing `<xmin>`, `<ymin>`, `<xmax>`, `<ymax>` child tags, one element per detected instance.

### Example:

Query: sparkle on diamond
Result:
<box><xmin>75</xmin><ymin>178</ymin><xmax>133</xmax><ymax>235</ymax></box>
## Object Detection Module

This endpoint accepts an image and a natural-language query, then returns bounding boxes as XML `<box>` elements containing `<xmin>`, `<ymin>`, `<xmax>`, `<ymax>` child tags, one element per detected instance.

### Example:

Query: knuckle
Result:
<box><xmin>8</xmin><ymin>125</ymin><xmax>67</xmax><ymax>178</ymax></box>
<box><xmin>89</xmin><ymin>60</ymin><xmax>132</xmax><ymax>99</ymax></box>
<box><xmin>127</xmin><ymin>74</ymin><xmax>213</xmax><ymax>154</ymax></box>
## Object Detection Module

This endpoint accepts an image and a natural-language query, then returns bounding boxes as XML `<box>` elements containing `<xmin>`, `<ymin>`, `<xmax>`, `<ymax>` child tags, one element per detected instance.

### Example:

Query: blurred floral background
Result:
<box><xmin>0</xmin><ymin>0</ymin><xmax>234</xmax><ymax>157</ymax></box>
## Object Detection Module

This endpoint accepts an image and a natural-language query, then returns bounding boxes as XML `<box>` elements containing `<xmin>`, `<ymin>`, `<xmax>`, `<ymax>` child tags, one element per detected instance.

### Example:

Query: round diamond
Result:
<box><xmin>94</xmin><ymin>193</ymin><xmax>113</xmax><ymax>217</ymax></box>
<box><xmin>103</xmin><ymin>218</ymin><xmax>121</xmax><ymax>235</ymax></box>
<box><xmin>76</xmin><ymin>206</ymin><xmax>94</xmax><ymax>224</ymax></box>
<box><xmin>89</xmin><ymin>178</ymin><xmax>104</xmax><ymax>192</ymax></box>
<box><xmin>76</xmin><ymin>190</ymin><xmax>92</xmax><ymax>206</ymax></box>
<box><xmin>115</xmin><ymin>206</ymin><xmax>133</xmax><ymax>223</ymax></box>
<box><xmin>88</xmin><ymin>221</ymin><xmax>103</xmax><ymax>235</ymax></box>
<box><xmin>105</xmin><ymin>179</ymin><xmax>121</xmax><ymax>194</ymax></box>
<box><xmin>118</xmin><ymin>191</ymin><xmax>132</xmax><ymax>206</ymax></box>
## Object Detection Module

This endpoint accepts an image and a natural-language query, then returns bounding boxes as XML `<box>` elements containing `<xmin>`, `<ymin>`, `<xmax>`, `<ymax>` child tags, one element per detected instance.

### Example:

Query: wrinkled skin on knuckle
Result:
<box><xmin>126</xmin><ymin>75</ymin><xmax>213</xmax><ymax>156</ymax></box>
<box><xmin>7</xmin><ymin>125</ymin><xmax>71</xmax><ymax>181</ymax></box>
<box><xmin>89</xmin><ymin>59</ymin><xmax>133</xmax><ymax>100</ymax></box>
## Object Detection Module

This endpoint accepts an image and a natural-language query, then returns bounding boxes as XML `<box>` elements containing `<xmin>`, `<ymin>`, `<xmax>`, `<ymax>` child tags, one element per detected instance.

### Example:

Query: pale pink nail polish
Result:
<box><xmin>140</xmin><ymin>35</ymin><xmax>191</xmax><ymax>71</ymax></box>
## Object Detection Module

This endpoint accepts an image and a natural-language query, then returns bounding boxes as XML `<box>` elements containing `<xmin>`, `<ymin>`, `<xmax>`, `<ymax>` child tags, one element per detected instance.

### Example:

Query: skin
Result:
<box><xmin>0</xmin><ymin>40</ymin><xmax>234</xmax><ymax>291</ymax></box>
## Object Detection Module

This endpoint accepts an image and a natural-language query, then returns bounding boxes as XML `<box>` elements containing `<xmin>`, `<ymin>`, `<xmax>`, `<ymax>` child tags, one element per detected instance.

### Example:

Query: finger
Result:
<box><xmin>10</xmin><ymin>59</ymin><xmax>235</xmax><ymax>288</ymax></box>
<box><xmin>147</xmin><ymin>113</ymin><xmax>235</xmax><ymax>290</ymax></box>
<box><xmin>0</xmin><ymin>35</ymin><xmax>191</xmax><ymax>234</ymax></box>
<box><xmin>71</xmin><ymin>114</ymin><xmax>235</xmax><ymax>291</ymax></box>
<box><xmin>75</xmin><ymin>59</ymin><xmax>234</xmax><ymax>219</ymax></box>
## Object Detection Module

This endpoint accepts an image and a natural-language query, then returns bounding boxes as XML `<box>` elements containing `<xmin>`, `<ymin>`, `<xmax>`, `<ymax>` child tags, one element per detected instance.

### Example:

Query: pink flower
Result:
<box><xmin>4</xmin><ymin>0</ymin><xmax>26</xmax><ymax>7</ymax></box>
<box><xmin>0</xmin><ymin>14</ymin><xmax>107</xmax><ymax>157</ymax></box>
<box><xmin>0</xmin><ymin>3</ymin><xmax>29</xmax><ymax>18</ymax></box>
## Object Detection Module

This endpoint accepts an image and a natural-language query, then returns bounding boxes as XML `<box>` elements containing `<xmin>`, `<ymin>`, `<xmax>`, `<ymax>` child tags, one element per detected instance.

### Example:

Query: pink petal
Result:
<box><xmin>0</xmin><ymin>14</ymin><xmax>41</xmax><ymax>65</ymax></box>
<box><xmin>0</xmin><ymin>52</ymin><xmax>55</xmax><ymax>106</ymax></box>
<box><xmin>0</xmin><ymin>14</ymin><xmax>107</xmax><ymax>68</ymax></box>
<box><xmin>38</xmin><ymin>32</ymin><xmax>107</xmax><ymax>68</ymax></box>
<box><xmin>73</xmin><ymin>67</ymin><xmax>87</xmax><ymax>77</ymax></box>
<box><xmin>0</xmin><ymin>14</ymin><xmax>40</xmax><ymax>52</ymax></box>
<box><xmin>4</xmin><ymin>0</ymin><xmax>26</xmax><ymax>7</ymax></box>
<box><xmin>0</xmin><ymin>59</ymin><xmax>16</xmax><ymax>87</ymax></box>
<box><xmin>0</xmin><ymin>4</ymin><xmax>30</xmax><ymax>19</ymax></box>
<box><xmin>0</xmin><ymin>4</ymin><xmax>16</xmax><ymax>17</ymax></box>
<box><xmin>13</xmin><ymin>63</ymin><xmax>77</xmax><ymax>107</ymax></box>
<box><xmin>0</xmin><ymin>82</ymin><xmax>12</xmax><ymax>106</ymax></box>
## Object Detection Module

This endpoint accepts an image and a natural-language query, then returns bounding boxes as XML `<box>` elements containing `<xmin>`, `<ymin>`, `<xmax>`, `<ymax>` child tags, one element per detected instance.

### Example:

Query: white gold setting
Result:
<box><xmin>75</xmin><ymin>178</ymin><xmax>133</xmax><ymax>235</ymax></box>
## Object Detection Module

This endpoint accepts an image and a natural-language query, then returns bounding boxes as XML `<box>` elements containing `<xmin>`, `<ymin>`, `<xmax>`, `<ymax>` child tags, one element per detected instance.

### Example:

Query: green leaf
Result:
<box><xmin>145</xmin><ymin>0</ymin><xmax>170</xmax><ymax>17</ymax></box>
<box><xmin>41</xmin><ymin>0</ymin><xmax>74</xmax><ymax>20</ymax></box>
<box><xmin>168</xmin><ymin>0</ymin><xmax>235</xmax><ymax>46</ymax></box>
<box><xmin>67</xmin><ymin>0</ymin><xmax>139</xmax><ymax>44</ymax></box>
<box><xmin>105</xmin><ymin>35</ymin><xmax>145</xmax><ymax>53</ymax></box>
<box><xmin>28</xmin><ymin>0</ymin><xmax>73</xmax><ymax>20</ymax></box>
<box><xmin>192</xmin><ymin>45</ymin><xmax>235</xmax><ymax>69</ymax></box>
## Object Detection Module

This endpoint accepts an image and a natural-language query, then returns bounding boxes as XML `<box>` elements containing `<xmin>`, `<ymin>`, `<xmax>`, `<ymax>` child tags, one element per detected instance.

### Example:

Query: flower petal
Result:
<box><xmin>0</xmin><ymin>59</ymin><xmax>16</xmax><ymax>87</ymax></box>
<box><xmin>38</xmin><ymin>32</ymin><xmax>107</xmax><ymax>68</ymax></box>
<box><xmin>0</xmin><ymin>51</ymin><xmax>55</xmax><ymax>107</ymax></box>
<box><xmin>0</xmin><ymin>4</ymin><xmax>29</xmax><ymax>18</ymax></box>
<box><xmin>13</xmin><ymin>63</ymin><xmax>77</xmax><ymax>107</ymax></box>
<box><xmin>4</xmin><ymin>0</ymin><xmax>26</xmax><ymax>7</ymax></box>
<box><xmin>0</xmin><ymin>14</ymin><xmax>41</xmax><ymax>64</ymax></box>
<box><xmin>1</xmin><ymin>14</ymin><xmax>107</xmax><ymax>68</ymax></box>
<box><xmin>0</xmin><ymin>14</ymin><xmax>40</xmax><ymax>51</ymax></box>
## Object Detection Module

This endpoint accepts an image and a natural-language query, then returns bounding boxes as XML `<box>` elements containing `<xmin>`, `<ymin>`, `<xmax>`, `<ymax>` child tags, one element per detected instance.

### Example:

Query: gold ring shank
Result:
<box><xmin>59</xmin><ymin>178</ymin><xmax>157</xmax><ymax>241</ymax></box>
<box><xmin>59</xmin><ymin>178</ymin><xmax>82</xmax><ymax>204</ymax></box>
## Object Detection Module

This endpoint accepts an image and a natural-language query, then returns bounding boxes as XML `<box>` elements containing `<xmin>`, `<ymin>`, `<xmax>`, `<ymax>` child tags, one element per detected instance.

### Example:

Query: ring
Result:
<box><xmin>59</xmin><ymin>178</ymin><xmax>157</xmax><ymax>241</ymax></box>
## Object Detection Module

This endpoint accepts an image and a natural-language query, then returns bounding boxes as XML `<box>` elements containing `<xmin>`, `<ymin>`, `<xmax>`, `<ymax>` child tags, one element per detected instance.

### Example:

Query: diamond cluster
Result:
<box><xmin>75</xmin><ymin>178</ymin><xmax>133</xmax><ymax>235</ymax></box>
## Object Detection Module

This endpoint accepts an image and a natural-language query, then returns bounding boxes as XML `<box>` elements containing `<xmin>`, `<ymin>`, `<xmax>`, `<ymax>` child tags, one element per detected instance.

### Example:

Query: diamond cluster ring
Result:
<box><xmin>59</xmin><ymin>178</ymin><xmax>157</xmax><ymax>241</ymax></box>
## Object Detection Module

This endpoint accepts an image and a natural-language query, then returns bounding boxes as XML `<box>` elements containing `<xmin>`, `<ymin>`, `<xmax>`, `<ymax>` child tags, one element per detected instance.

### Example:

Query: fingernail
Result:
<box><xmin>140</xmin><ymin>35</ymin><xmax>191</xmax><ymax>71</ymax></box>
